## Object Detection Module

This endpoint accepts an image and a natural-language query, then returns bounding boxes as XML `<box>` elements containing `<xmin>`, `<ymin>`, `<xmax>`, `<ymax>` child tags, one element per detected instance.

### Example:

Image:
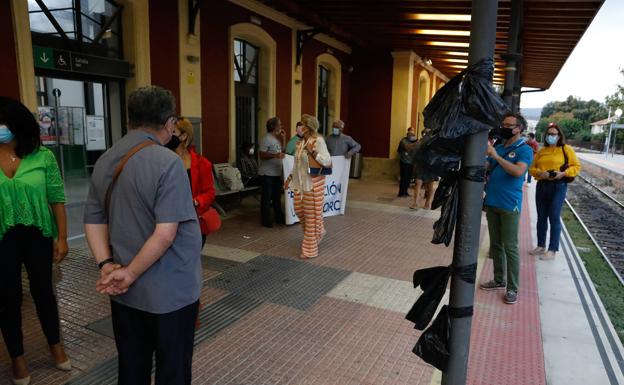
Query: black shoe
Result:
<box><xmin>479</xmin><ymin>280</ymin><xmax>506</xmax><ymax>290</ymax></box>
<box><xmin>261</xmin><ymin>221</ymin><xmax>273</xmax><ymax>228</ymax></box>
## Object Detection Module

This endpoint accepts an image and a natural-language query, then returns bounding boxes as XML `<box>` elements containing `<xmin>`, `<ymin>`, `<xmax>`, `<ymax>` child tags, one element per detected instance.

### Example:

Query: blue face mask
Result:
<box><xmin>0</xmin><ymin>125</ymin><xmax>14</xmax><ymax>143</ymax></box>
<box><xmin>546</xmin><ymin>135</ymin><xmax>558</xmax><ymax>145</ymax></box>
<box><xmin>332</xmin><ymin>128</ymin><xmax>340</xmax><ymax>136</ymax></box>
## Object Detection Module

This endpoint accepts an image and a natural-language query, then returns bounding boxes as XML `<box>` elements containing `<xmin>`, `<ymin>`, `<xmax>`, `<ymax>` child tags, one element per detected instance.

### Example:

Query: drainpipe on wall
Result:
<box><xmin>441</xmin><ymin>0</ymin><xmax>498</xmax><ymax>384</ymax></box>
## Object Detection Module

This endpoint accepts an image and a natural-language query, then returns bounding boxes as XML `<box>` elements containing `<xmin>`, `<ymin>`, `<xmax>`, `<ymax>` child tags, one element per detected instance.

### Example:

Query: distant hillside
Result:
<box><xmin>521</xmin><ymin>107</ymin><xmax>543</xmax><ymax>121</ymax></box>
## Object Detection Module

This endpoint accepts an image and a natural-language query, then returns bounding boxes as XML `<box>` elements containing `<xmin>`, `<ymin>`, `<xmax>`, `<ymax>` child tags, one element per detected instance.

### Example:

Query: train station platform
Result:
<box><xmin>577</xmin><ymin>152</ymin><xmax>624</xmax><ymax>177</ymax></box>
<box><xmin>1</xmin><ymin>179</ymin><xmax>623</xmax><ymax>385</ymax></box>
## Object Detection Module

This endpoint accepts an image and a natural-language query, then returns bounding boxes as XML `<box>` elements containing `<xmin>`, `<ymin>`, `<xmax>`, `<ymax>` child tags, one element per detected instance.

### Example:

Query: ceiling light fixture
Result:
<box><xmin>427</xmin><ymin>41</ymin><xmax>470</xmax><ymax>48</ymax></box>
<box><xmin>443</xmin><ymin>58</ymin><xmax>468</xmax><ymax>64</ymax></box>
<box><xmin>414</xmin><ymin>29</ymin><xmax>470</xmax><ymax>36</ymax></box>
<box><xmin>407</xmin><ymin>13</ymin><xmax>471</xmax><ymax>22</ymax></box>
<box><xmin>444</xmin><ymin>51</ymin><xmax>469</xmax><ymax>57</ymax></box>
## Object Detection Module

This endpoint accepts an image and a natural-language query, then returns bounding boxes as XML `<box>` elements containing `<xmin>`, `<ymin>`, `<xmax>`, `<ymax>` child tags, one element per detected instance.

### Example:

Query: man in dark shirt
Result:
<box><xmin>397</xmin><ymin>127</ymin><xmax>417</xmax><ymax>197</ymax></box>
<box><xmin>84</xmin><ymin>86</ymin><xmax>202</xmax><ymax>385</ymax></box>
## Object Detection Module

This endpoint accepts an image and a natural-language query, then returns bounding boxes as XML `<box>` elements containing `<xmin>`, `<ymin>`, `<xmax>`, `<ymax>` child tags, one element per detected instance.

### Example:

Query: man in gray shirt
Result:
<box><xmin>325</xmin><ymin>120</ymin><xmax>361</xmax><ymax>158</ymax></box>
<box><xmin>84</xmin><ymin>86</ymin><xmax>201</xmax><ymax>385</ymax></box>
<box><xmin>258</xmin><ymin>117</ymin><xmax>285</xmax><ymax>227</ymax></box>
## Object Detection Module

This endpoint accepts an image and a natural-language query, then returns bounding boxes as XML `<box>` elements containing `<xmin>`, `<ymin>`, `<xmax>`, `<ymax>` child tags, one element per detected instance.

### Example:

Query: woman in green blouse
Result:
<box><xmin>0</xmin><ymin>97</ymin><xmax>71</xmax><ymax>385</ymax></box>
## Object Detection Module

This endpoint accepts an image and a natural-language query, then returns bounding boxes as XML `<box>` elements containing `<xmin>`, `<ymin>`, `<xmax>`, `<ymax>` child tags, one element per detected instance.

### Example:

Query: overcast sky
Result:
<box><xmin>520</xmin><ymin>0</ymin><xmax>624</xmax><ymax>109</ymax></box>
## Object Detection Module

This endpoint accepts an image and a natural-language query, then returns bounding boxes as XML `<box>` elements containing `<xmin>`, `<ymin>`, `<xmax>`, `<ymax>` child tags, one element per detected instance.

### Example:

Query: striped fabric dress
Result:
<box><xmin>293</xmin><ymin>175</ymin><xmax>325</xmax><ymax>258</ymax></box>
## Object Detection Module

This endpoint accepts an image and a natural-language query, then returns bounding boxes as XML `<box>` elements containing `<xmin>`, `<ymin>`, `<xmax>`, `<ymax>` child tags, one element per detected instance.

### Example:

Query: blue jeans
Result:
<box><xmin>535</xmin><ymin>181</ymin><xmax>568</xmax><ymax>252</ymax></box>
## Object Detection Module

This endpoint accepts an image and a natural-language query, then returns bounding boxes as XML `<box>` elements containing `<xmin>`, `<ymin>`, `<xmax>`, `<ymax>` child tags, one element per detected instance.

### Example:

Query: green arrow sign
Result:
<box><xmin>33</xmin><ymin>46</ymin><xmax>54</xmax><ymax>69</ymax></box>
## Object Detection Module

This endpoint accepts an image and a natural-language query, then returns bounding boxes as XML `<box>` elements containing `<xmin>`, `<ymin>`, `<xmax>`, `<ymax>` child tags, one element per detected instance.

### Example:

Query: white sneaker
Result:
<box><xmin>540</xmin><ymin>251</ymin><xmax>556</xmax><ymax>260</ymax></box>
<box><xmin>529</xmin><ymin>246</ymin><xmax>545</xmax><ymax>256</ymax></box>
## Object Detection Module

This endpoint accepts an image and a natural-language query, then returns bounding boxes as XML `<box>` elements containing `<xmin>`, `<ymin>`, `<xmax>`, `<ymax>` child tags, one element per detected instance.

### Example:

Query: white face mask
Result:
<box><xmin>332</xmin><ymin>128</ymin><xmax>340</xmax><ymax>136</ymax></box>
<box><xmin>249</xmin><ymin>148</ymin><xmax>255</xmax><ymax>155</ymax></box>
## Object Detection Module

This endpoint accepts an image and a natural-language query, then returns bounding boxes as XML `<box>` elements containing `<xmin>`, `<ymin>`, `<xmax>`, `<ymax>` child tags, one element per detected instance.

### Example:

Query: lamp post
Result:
<box><xmin>607</xmin><ymin>108</ymin><xmax>623</xmax><ymax>157</ymax></box>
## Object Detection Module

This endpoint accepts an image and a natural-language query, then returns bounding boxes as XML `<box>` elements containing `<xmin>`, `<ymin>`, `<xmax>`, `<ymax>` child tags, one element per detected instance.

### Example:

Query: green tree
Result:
<box><xmin>540</xmin><ymin>96</ymin><xmax>607</xmax><ymax>126</ymax></box>
<box><xmin>606</xmin><ymin>68</ymin><xmax>624</xmax><ymax>124</ymax></box>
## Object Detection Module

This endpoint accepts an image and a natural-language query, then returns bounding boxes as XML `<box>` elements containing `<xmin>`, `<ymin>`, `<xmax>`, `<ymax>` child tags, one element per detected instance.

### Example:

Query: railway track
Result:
<box><xmin>566</xmin><ymin>174</ymin><xmax>624</xmax><ymax>285</ymax></box>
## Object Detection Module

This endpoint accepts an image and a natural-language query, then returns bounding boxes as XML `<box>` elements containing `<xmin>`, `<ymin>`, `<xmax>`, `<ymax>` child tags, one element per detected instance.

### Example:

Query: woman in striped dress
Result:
<box><xmin>284</xmin><ymin>114</ymin><xmax>332</xmax><ymax>259</ymax></box>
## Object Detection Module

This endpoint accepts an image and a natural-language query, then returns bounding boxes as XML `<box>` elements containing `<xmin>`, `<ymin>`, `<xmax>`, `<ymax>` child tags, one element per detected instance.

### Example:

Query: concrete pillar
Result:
<box><xmin>122</xmin><ymin>0</ymin><xmax>151</xmax><ymax>93</ymax></box>
<box><xmin>389</xmin><ymin>51</ymin><xmax>416</xmax><ymax>158</ymax></box>
<box><xmin>10</xmin><ymin>0</ymin><xmax>37</xmax><ymax>111</ymax></box>
<box><xmin>178</xmin><ymin>0</ymin><xmax>202</xmax><ymax>118</ymax></box>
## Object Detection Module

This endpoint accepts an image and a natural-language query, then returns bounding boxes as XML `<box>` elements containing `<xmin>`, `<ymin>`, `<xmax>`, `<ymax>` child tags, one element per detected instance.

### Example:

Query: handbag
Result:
<box><xmin>559</xmin><ymin>146</ymin><xmax>575</xmax><ymax>183</ymax></box>
<box><xmin>307</xmin><ymin>138</ymin><xmax>332</xmax><ymax>176</ymax></box>
<box><xmin>198</xmin><ymin>206</ymin><xmax>221</xmax><ymax>234</ymax></box>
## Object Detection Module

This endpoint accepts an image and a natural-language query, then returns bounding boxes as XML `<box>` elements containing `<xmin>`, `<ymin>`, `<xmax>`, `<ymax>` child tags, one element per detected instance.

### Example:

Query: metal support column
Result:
<box><xmin>503</xmin><ymin>0</ymin><xmax>523</xmax><ymax>112</ymax></box>
<box><xmin>441</xmin><ymin>0</ymin><xmax>498</xmax><ymax>384</ymax></box>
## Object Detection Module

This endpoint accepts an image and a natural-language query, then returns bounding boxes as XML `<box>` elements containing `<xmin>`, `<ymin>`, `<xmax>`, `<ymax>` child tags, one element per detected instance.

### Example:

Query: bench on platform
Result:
<box><xmin>213</xmin><ymin>163</ymin><xmax>260</xmax><ymax>216</ymax></box>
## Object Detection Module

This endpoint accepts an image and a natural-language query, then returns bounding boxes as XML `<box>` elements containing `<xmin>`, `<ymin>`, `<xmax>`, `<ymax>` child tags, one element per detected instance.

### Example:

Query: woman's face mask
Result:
<box><xmin>0</xmin><ymin>125</ymin><xmax>14</xmax><ymax>144</ymax></box>
<box><xmin>164</xmin><ymin>134</ymin><xmax>181</xmax><ymax>150</ymax></box>
<box><xmin>546</xmin><ymin>134</ymin><xmax>559</xmax><ymax>145</ymax></box>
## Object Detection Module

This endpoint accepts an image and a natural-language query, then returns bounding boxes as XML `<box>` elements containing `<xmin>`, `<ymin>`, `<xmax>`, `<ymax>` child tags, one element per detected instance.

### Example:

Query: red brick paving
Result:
<box><xmin>468</xmin><ymin>188</ymin><xmax>546</xmax><ymax>385</ymax></box>
<box><xmin>191</xmin><ymin>299</ymin><xmax>433</xmax><ymax>385</ymax></box>
<box><xmin>0</xmin><ymin>180</ymin><xmax>546</xmax><ymax>385</ymax></box>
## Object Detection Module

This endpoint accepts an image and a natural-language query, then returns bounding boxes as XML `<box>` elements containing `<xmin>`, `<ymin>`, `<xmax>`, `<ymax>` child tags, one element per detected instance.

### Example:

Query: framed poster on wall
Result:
<box><xmin>37</xmin><ymin>106</ymin><xmax>56</xmax><ymax>145</ymax></box>
<box><xmin>86</xmin><ymin>115</ymin><xmax>106</xmax><ymax>151</ymax></box>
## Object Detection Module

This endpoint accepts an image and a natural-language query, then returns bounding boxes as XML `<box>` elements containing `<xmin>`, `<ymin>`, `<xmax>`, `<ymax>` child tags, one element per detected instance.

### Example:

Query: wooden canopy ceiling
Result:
<box><xmin>261</xmin><ymin>0</ymin><xmax>604</xmax><ymax>89</ymax></box>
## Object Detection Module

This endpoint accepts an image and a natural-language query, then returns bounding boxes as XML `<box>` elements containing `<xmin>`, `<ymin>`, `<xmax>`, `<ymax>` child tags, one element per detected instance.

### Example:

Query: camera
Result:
<box><xmin>547</xmin><ymin>170</ymin><xmax>557</xmax><ymax>178</ymax></box>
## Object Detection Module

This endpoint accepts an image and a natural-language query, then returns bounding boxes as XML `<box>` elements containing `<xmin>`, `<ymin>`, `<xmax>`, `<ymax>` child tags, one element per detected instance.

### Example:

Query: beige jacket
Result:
<box><xmin>289</xmin><ymin>136</ymin><xmax>332</xmax><ymax>192</ymax></box>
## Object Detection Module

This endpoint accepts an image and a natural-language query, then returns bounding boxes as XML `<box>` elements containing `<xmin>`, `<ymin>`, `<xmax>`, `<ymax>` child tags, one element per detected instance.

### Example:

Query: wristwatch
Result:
<box><xmin>98</xmin><ymin>257</ymin><xmax>114</xmax><ymax>270</ymax></box>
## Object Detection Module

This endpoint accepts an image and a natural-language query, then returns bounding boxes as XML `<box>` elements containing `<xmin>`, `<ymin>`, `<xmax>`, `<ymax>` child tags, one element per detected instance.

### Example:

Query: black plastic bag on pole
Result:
<box><xmin>405</xmin><ymin>266</ymin><xmax>452</xmax><ymax>330</ymax></box>
<box><xmin>412</xmin><ymin>305</ymin><xmax>451</xmax><ymax>372</ymax></box>
<box><xmin>422</xmin><ymin>58</ymin><xmax>509</xmax><ymax>140</ymax></box>
<box><xmin>431</xmin><ymin>178</ymin><xmax>459</xmax><ymax>246</ymax></box>
<box><xmin>410</xmin><ymin>134</ymin><xmax>463</xmax><ymax>179</ymax></box>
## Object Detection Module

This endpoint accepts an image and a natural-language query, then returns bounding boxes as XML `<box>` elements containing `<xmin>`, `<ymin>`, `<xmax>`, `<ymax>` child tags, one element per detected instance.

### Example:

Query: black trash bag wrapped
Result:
<box><xmin>423</xmin><ymin>58</ymin><xmax>509</xmax><ymax>140</ymax></box>
<box><xmin>461</xmin><ymin>60</ymin><xmax>509</xmax><ymax>129</ymax></box>
<box><xmin>405</xmin><ymin>266</ymin><xmax>452</xmax><ymax>330</ymax></box>
<box><xmin>431</xmin><ymin>177</ymin><xmax>456</xmax><ymax>210</ymax></box>
<box><xmin>411</xmin><ymin>134</ymin><xmax>463</xmax><ymax>179</ymax></box>
<box><xmin>432</xmin><ymin>178</ymin><xmax>459</xmax><ymax>246</ymax></box>
<box><xmin>413</xmin><ymin>305</ymin><xmax>451</xmax><ymax>372</ymax></box>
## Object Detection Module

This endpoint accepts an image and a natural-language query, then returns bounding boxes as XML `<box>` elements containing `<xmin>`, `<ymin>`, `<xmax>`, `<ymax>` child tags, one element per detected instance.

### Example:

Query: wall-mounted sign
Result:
<box><xmin>86</xmin><ymin>115</ymin><xmax>106</xmax><ymax>151</ymax></box>
<box><xmin>33</xmin><ymin>45</ymin><xmax>130</xmax><ymax>79</ymax></box>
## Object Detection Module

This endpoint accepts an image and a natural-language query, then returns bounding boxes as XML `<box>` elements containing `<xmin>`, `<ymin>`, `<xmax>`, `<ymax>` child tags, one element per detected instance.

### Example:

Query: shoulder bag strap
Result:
<box><xmin>561</xmin><ymin>145</ymin><xmax>569</xmax><ymax>167</ymax></box>
<box><xmin>489</xmin><ymin>141</ymin><xmax>526</xmax><ymax>174</ymax></box>
<box><xmin>105</xmin><ymin>140</ymin><xmax>156</xmax><ymax>218</ymax></box>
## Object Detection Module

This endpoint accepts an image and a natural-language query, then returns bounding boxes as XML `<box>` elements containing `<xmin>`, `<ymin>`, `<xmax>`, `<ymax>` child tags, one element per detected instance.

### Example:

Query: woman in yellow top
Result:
<box><xmin>0</xmin><ymin>97</ymin><xmax>71</xmax><ymax>385</ymax></box>
<box><xmin>284</xmin><ymin>114</ymin><xmax>332</xmax><ymax>259</ymax></box>
<box><xmin>529</xmin><ymin>123</ymin><xmax>581</xmax><ymax>260</ymax></box>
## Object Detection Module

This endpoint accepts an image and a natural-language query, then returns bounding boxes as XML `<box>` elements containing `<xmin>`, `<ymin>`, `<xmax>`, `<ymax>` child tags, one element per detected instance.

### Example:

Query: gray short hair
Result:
<box><xmin>127</xmin><ymin>86</ymin><xmax>176</xmax><ymax>130</ymax></box>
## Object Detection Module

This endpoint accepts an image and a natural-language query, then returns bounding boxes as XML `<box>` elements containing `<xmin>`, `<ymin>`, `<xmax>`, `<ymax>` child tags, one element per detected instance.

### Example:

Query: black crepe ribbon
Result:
<box><xmin>449</xmin><ymin>306</ymin><xmax>474</xmax><ymax>318</ymax></box>
<box><xmin>406</xmin><ymin>262</ymin><xmax>478</xmax><ymax>329</ymax></box>
<box><xmin>461</xmin><ymin>165</ymin><xmax>486</xmax><ymax>183</ymax></box>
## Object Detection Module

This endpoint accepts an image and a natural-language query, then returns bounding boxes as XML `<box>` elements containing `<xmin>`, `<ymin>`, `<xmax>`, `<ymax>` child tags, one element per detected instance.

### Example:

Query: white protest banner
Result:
<box><xmin>283</xmin><ymin>155</ymin><xmax>351</xmax><ymax>225</ymax></box>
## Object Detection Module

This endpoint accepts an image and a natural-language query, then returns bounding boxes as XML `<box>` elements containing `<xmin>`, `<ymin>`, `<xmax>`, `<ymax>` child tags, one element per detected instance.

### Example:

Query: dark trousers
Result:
<box><xmin>0</xmin><ymin>225</ymin><xmax>60</xmax><ymax>358</ymax></box>
<box><xmin>536</xmin><ymin>181</ymin><xmax>567</xmax><ymax>252</ymax></box>
<box><xmin>398</xmin><ymin>161</ymin><xmax>413</xmax><ymax>196</ymax></box>
<box><xmin>111</xmin><ymin>300</ymin><xmax>199</xmax><ymax>385</ymax></box>
<box><xmin>260</xmin><ymin>175</ymin><xmax>284</xmax><ymax>225</ymax></box>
